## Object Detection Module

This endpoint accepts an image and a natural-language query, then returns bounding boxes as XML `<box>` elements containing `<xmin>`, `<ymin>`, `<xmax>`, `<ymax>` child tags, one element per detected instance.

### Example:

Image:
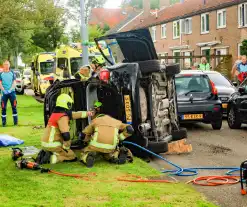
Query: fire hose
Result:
<box><xmin>122</xmin><ymin>141</ymin><xmax>241</xmax><ymax>187</ymax></box>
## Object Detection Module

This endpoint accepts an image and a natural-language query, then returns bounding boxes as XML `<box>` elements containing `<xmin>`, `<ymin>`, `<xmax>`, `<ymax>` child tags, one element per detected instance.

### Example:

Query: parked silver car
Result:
<box><xmin>14</xmin><ymin>70</ymin><xmax>25</xmax><ymax>95</ymax></box>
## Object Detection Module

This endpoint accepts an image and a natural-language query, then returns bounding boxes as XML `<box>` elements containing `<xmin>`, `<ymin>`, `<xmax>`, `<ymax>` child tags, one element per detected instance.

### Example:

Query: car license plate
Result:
<box><xmin>182</xmin><ymin>114</ymin><xmax>203</xmax><ymax>120</ymax></box>
<box><xmin>124</xmin><ymin>95</ymin><xmax>132</xmax><ymax>124</ymax></box>
<box><xmin>222</xmin><ymin>103</ymin><xmax>228</xmax><ymax>109</ymax></box>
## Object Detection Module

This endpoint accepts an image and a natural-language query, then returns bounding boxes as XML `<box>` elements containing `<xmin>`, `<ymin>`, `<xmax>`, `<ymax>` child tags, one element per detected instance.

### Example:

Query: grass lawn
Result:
<box><xmin>0</xmin><ymin>95</ymin><xmax>217</xmax><ymax>207</ymax></box>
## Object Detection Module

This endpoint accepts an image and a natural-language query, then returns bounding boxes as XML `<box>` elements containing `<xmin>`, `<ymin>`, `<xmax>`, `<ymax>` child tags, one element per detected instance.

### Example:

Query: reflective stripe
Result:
<box><xmin>12</xmin><ymin>114</ymin><xmax>18</xmax><ymax>117</ymax></box>
<box><xmin>90</xmin><ymin>128</ymin><xmax>119</xmax><ymax>150</ymax></box>
<box><xmin>81</xmin><ymin>111</ymin><xmax>87</xmax><ymax>118</ymax></box>
<box><xmin>63</xmin><ymin>144</ymin><xmax>70</xmax><ymax>150</ymax></box>
<box><xmin>49</xmin><ymin>126</ymin><xmax>56</xmax><ymax>143</ymax></box>
<box><xmin>1</xmin><ymin>115</ymin><xmax>6</xmax><ymax>117</ymax></box>
<box><xmin>119</xmin><ymin>133</ymin><xmax>126</xmax><ymax>141</ymax></box>
<box><xmin>41</xmin><ymin>141</ymin><xmax>62</xmax><ymax>148</ymax></box>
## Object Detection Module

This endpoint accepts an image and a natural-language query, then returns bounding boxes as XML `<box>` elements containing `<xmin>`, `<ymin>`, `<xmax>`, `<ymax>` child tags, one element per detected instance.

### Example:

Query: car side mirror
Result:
<box><xmin>238</xmin><ymin>87</ymin><xmax>245</xmax><ymax>94</ymax></box>
<box><xmin>232</xmin><ymin>82</ymin><xmax>238</xmax><ymax>87</ymax></box>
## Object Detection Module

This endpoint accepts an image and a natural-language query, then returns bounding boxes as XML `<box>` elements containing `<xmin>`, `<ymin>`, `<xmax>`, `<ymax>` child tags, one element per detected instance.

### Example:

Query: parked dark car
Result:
<box><xmin>175</xmin><ymin>70</ymin><xmax>223</xmax><ymax>130</ymax></box>
<box><xmin>204</xmin><ymin>71</ymin><xmax>237</xmax><ymax>114</ymax></box>
<box><xmin>44</xmin><ymin>29</ymin><xmax>187</xmax><ymax>156</ymax></box>
<box><xmin>227</xmin><ymin>78</ymin><xmax>247</xmax><ymax>129</ymax></box>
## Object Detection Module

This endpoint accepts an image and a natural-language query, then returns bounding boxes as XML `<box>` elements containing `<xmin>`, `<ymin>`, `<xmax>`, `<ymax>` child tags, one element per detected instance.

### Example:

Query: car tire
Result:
<box><xmin>166</xmin><ymin>64</ymin><xmax>180</xmax><ymax>76</ymax></box>
<box><xmin>227</xmin><ymin>107</ymin><xmax>241</xmax><ymax>129</ymax></box>
<box><xmin>211</xmin><ymin>120</ymin><xmax>222</xmax><ymax>130</ymax></box>
<box><xmin>147</xmin><ymin>141</ymin><xmax>168</xmax><ymax>154</ymax></box>
<box><xmin>19</xmin><ymin>88</ymin><xmax>24</xmax><ymax>95</ymax></box>
<box><xmin>137</xmin><ymin>60</ymin><xmax>161</xmax><ymax>73</ymax></box>
<box><xmin>172</xmin><ymin>127</ymin><xmax>188</xmax><ymax>141</ymax></box>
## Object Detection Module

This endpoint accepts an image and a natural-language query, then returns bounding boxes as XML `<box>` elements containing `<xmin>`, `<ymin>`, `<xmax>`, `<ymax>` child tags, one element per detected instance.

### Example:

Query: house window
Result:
<box><xmin>238</xmin><ymin>43</ymin><xmax>243</xmax><ymax>56</ymax></box>
<box><xmin>173</xmin><ymin>50</ymin><xmax>180</xmax><ymax>63</ymax></box>
<box><xmin>161</xmin><ymin>24</ymin><xmax>167</xmax><ymax>39</ymax></box>
<box><xmin>183</xmin><ymin>18</ymin><xmax>192</xmax><ymax>34</ymax></box>
<box><xmin>173</xmin><ymin>21</ymin><xmax>180</xmax><ymax>39</ymax></box>
<box><xmin>238</xmin><ymin>3</ymin><xmax>247</xmax><ymax>27</ymax></box>
<box><xmin>217</xmin><ymin>9</ymin><xmax>226</xmax><ymax>28</ymax></box>
<box><xmin>201</xmin><ymin>13</ymin><xmax>209</xmax><ymax>34</ymax></box>
<box><xmin>151</xmin><ymin>26</ymin><xmax>156</xmax><ymax>42</ymax></box>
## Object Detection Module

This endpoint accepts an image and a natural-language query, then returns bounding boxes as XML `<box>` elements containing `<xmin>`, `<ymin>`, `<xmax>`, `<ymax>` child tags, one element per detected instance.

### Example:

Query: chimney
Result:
<box><xmin>143</xmin><ymin>0</ymin><xmax>151</xmax><ymax>18</ymax></box>
<box><xmin>160</xmin><ymin>0</ymin><xmax>170</xmax><ymax>8</ymax></box>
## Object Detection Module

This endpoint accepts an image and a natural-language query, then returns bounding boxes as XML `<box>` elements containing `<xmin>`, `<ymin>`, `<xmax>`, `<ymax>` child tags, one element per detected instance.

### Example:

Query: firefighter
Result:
<box><xmin>90</xmin><ymin>56</ymin><xmax>106</xmax><ymax>78</ymax></box>
<box><xmin>81</xmin><ymin>101</ymin><xmax>134</xmax><ymax>168</ymax></box>
<box><xmin>74</xmin><ymin>65</ymin><xmax>91</xmax><ymax>81</ymax></box>
<box><xmin>39</xmin><ymin>93</ymin><xmax>94</xmax><ymax>164</ymax></box>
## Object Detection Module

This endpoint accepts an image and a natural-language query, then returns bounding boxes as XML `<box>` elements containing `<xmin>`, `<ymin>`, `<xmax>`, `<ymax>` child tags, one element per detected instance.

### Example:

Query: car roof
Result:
<box><xmin>178</xmin><ymin>70</ymin><xmax>220</xmax><ymax>75</ymax></box>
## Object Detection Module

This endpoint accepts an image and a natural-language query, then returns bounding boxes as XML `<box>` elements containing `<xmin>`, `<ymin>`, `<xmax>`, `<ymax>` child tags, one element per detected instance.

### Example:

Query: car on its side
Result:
<box><xmin>175</xmin><ymin>70</ymin><xmax>223</xmax><ymax>130</ymax></box>
<box><xmin>204</xmin><ymin>71</ymin><xmax>237</xmax><ymax>115</ymax></box>
<box><xmin>44</xmin><ymin>28</ymin><xmax>187</xmax><ymax>156</ymax></box>
<box><xmin>227</xmin><ymin>78</ymin><xmax>247</xmax><ymax>129</ymax></box>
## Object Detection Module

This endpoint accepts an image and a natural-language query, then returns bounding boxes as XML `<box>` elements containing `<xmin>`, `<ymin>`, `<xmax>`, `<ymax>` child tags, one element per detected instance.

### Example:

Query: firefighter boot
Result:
<box><xmin>81</xmin><ymin>152</ymin><xmax>96</xmax><ymax>168</ymax></box>
<box><xmin>2</xmin><ymin>115</ymin><xmax>6</xmax><ymax>127</ymax></box>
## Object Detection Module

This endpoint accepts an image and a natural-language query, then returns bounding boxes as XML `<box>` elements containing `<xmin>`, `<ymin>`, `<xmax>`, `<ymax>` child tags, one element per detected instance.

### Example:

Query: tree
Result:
<box><xmin>31</xmin><ymin>0</ymin><xmax>66</xmax><ymax>51</ymax></box>
<box><xmin>240</xmin><ymin>40</ymin><xmax>247</xmax><ymax>56</ymax></box>
<box><xmin>70</xmin><ymin>26</ymin><xmax>104</xmax><ymax>43</ymax></box>
<box><xmin>67</xmin><ymin>0</ymin><xmax>107</xmax><ymax>24</ymax></box>
<box><xmin>121</xmin><ymin>0</ymin><xmax>160</xmax><ymax>9</ymax></box>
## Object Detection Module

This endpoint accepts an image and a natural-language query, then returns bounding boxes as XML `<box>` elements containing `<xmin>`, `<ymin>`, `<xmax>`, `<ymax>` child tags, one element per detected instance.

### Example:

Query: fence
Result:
<box><xmin>158</xmin><ymin>54</ymin><xmax>233</xmax><ymax>79</ymax></box>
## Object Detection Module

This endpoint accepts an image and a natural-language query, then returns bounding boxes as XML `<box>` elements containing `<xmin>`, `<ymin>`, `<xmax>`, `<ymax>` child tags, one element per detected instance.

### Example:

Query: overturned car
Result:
<box><xmin>44</xmin><ymin>29</ymin><xmax>187</xmax><ymax>155</ymax></box>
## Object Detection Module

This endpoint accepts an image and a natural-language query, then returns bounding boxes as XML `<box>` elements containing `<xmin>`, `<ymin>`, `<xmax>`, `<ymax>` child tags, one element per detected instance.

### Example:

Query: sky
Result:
<box><xmin>60</xmin><ymin>0</ymin><xmax>122</xmax><ymax>8</ymax></box>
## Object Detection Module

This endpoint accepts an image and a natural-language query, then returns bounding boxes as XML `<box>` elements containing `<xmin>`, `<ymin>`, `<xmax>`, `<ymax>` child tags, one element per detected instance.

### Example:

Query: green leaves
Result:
<box><xmin>240</xmin><ymin>40</ymin><xmax>247</xmax><ymax>56</ymax></box>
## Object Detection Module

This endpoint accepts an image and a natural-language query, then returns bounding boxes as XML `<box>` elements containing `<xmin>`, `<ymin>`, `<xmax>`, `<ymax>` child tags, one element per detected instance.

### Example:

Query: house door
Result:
<box><xmin>201</xmin><ymin>48</ymin><xmax>210</xmax><ymax>63</ymax></box>
<box><xmin>184</xmin><ymin>52</ymin><xmax>192</xmax><ymax>69</ymax></box>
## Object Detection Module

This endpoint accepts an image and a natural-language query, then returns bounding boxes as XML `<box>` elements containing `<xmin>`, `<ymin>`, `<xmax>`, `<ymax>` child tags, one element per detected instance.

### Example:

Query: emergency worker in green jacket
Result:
<box><xmin>198</xmin><ymin>57</ymin><xmax>211</xmax><ymax>71</ymax></box>
<box><xmin>81</xmin><ymin>101</ymin><xmax>134</xmax><ymax>168</ymax></box>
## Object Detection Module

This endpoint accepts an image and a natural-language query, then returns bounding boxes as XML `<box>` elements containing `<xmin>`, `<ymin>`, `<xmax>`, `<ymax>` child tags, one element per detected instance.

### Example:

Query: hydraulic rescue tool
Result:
<box><xmin>240</xmin><ymin>160</ymin><xmax>247</xmax><ymax>195</ymax></box>
<box><xmin>15</xmin><ymin>158</ymin><xmax>50</xmax><ymax>172</ymax></box>
<box><xmin>11</xmin><ymin>148</ymin><xmax>24</xmax><ymax>160</ymax></box>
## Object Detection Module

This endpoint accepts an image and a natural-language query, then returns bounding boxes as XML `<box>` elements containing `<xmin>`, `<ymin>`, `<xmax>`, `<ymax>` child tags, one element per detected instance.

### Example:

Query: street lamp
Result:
<box><xmin>80</xmin><ymin>0</ymin><xmax>89</xmax><ymax>65</ymax></box>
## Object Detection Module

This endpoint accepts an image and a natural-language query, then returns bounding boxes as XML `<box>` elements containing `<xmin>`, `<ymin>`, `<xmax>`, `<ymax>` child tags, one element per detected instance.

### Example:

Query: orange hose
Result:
<box><xmin>189</xmin><ymin>176</ymin><xmax>239</xmax><ymax>186</ymax></box>
<box><xmin>117</xmin><ymin>175</ymin><xmax>176</xmax><ymax>183</ymax></box>
<box><xmin>49</xmin><ymin>170</ymin><xmax>97</xmax><ymax>181</ymax></box>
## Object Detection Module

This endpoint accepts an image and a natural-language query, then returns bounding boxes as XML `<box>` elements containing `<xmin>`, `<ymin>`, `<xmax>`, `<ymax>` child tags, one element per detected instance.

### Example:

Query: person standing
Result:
<box><xmin>234</xmin><ymin>56</ymin><xmax>247</xmax><ymax>83</ymax></box>
<box><xmin>231</xmin><ymin>56</ymin><xmax>242</xmax><ymax>79</ymax></box>
<box><xmin>0</xmin><ymin>60</ymin><xmax>17</xmax><ymax>127</ymax></box>
<box><xmin>198</xmin><ymin>57</ymin><xmax>211</xmax><ymax>71</ymax></box>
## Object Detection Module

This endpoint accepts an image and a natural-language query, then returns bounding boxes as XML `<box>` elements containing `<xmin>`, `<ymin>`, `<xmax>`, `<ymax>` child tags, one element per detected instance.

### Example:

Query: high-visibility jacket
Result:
<box><xmin>41</xmin><ymin>111</ymin><xmax>88</xmax><ymax>148</ymax></box>
<box><xmin>198</xmin><ymin>63</ymin><xmax>210</xmax><ymax>71</ymax></box>
<box><xmin>83</xmin><ymin>115</ymin><xmax>132</xmax><ymax>153</ymax></box>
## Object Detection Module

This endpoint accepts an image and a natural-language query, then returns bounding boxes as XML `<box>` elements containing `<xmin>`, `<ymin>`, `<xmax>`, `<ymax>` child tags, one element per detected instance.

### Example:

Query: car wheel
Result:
<box><xmin>166</xmin><ymin>64</ymin><xmax>180</xmax><ymax>76</ymax></box>
<box><xmin>211</xmin><ymin>120</ymin><xmax>222</xmax><ymax>130</ymax></box>
<box><xmin>227</xmin><ymin>107</ymin><xmax>241</xmax><ymax>129</ymax></box>
<box><xmin>172</xmin><ymin>127</ymin><xmax>188</xmax><ymax>141</ymax></box>
<box><xmin>19</xmin><ymin>88</ymin><xmax>24</xmax><ymax>95</ymax></box>
<box><xmin>137</xmin><ymin>60</ymin><xmax>161</xmax><ymax>73</ymax></box>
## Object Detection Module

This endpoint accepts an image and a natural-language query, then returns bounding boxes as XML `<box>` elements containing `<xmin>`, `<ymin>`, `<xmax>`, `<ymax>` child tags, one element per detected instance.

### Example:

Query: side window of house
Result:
<box><xmin>151</xmin><ymin>26</ymin><xmax>156</xmax><ymax>42</ymax></box>
<box><xmin>217</xmin><ymin>9</ymin><xmax>226</xmax><ymax>28</ymax></box>
<box><xmin>161</xmin><ymin>24</ymin><xmax>166</xmax><ymax>38</ymax></box>
<box><xmin>238</xmin><ymin>3</ymin><xmax>247</xmax><ymax>27</ymax></box>
<box><xmin>173</xmin><ymin>20</ymin><xmax>180</xmax><ymax>39</ymax></box>
<box><xmin>201</xmin><ymin>13</ymin><xmax>210</xmax><ymax>34</ymax></box>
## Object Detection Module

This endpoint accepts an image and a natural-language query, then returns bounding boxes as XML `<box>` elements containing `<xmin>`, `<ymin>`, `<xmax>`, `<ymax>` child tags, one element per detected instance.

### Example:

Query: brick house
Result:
<box><xmin>118</xmin><ymin>0</ymin><xmax>247</xmax><ymax>69</ymax></box>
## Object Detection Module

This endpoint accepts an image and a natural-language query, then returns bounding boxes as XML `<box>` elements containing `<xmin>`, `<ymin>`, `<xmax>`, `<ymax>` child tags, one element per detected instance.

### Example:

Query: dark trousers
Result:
<box><xmin>1</xmin><ymin>92</ymin><xmax>18</xmax><ymax>126</ymax></box>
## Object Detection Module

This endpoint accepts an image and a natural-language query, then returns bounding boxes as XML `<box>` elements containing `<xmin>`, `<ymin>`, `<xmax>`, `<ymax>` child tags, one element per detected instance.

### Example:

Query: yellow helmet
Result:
<box><xmin>56</xmin><ymin>94</ymin><xmax>74</xmax><ymax>110</ymax></box>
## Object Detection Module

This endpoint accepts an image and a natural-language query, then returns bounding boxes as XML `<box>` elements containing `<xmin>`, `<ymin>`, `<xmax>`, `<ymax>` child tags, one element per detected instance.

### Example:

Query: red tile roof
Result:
<box><xmin>89</xmin><ymin>8</ymin><xmax>130</xmax><ymax>28</ymax></box>
<box><xmin>134</xmin><ymin>0</ymin><xmax>241</xmax><ymax>29</ymax></box>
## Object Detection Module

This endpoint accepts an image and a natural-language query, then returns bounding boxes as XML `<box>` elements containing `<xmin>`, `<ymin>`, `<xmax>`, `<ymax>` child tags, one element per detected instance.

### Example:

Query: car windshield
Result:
<box><xmin>175</xmin><ymin>75</ymin><xmax>211</xmax><ymax>96</ymax></box>
<box><xmin>40</xmin><ymin>62</ymin><xmax>54</xmax><ymax>74</ymax></box>
<box><xmin>24</xmin><ymin>71</ymin><xmax>31</xmax><ymax>76</ymax></box>
<box><xmin>70</xmin><ymin>57</ymin><xmax>82</xmax><ymax>75</ymax></box>
<box><xmin>207</xmin><ymin>73</ymin><xmax>232</xmax><ymax>87</ymax></box>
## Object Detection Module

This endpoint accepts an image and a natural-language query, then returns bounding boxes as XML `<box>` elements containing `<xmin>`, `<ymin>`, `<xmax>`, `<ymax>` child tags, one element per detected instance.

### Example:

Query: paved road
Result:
<box><xmin>151</xmin><ymin>121</ymin><xmax>247</xmax><ymax>207</ymax></box>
